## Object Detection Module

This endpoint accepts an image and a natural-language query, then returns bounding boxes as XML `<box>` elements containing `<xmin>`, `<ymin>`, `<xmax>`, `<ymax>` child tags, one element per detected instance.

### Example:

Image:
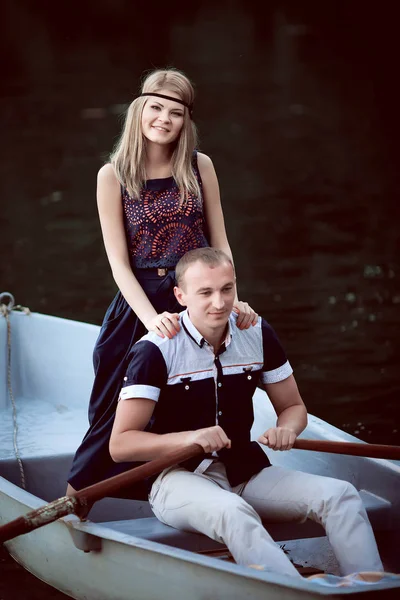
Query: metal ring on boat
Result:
<box><xmin>0</xmin><ymin>292</ymin><xmax>15</xmax><ymax>311</ymax></box>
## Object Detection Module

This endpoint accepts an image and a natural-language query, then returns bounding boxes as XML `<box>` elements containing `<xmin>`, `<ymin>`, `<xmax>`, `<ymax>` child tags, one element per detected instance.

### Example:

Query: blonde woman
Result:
<box><xmin>67</xmin><ymin>68</ymin><xmax>258</xmax><ymax>497</ymax></box>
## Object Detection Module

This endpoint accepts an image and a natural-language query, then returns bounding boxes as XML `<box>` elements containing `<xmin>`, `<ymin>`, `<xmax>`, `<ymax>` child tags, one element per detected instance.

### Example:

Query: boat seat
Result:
<box><xmin>98</xmin><ymin>490</ymin><xmax>391</xmax><ymax>553</ymax></box>
<box><xmin>99</xmin><ymin>516</ymin><xmax>324</xmax><ymax>553</ymax></box>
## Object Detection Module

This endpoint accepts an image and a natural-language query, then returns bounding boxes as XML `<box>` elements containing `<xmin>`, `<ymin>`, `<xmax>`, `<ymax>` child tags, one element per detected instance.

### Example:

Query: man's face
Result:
<box><xmin>174</xmin><ymin>260</ymin><xmax>236</xmax><ymax>333</ymax></box>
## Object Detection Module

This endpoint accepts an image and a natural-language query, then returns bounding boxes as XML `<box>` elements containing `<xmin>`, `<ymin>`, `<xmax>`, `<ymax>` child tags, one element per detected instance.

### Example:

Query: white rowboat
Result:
<box><xmin>1</xmin><ymin>308</ymin><xmax>399</xmax><ymax>598</ymax></box>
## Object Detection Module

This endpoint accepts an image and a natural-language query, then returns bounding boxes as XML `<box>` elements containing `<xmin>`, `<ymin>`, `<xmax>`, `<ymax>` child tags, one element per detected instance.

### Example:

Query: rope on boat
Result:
<box><xmin>0</xmin><ymin>292</ymin><xmax>31</xmax><ymax>490</ymax></box>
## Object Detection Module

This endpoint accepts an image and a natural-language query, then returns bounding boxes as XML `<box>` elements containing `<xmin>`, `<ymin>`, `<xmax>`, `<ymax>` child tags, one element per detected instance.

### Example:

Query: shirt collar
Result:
<box><xmin>180</xmin><ymin>309</ymin><xmax>235</xmax><ymax>350</ymax></box>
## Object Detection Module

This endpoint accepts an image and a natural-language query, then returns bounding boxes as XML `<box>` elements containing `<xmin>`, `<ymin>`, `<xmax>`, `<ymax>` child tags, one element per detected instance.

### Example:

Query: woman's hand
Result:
<box><xmin>258</xmin><ymin>427</ymin><xmax>297</xmax><ymax>451</ymax></box>
<box><xmin>145</xmin><ymin>312</ymin><xmax>181</xmax><ymax>339</ymax></box>
<box><xmin>233</xmin><ymin>301</ymin><xmax>258</xmax><ymax>329</ymax></box>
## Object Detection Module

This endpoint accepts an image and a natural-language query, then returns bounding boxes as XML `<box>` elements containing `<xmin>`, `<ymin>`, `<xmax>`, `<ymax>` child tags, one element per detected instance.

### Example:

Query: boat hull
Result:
<box><xmin>1</xmin><ymin>480</ymin><xmax>332</xmax><ymax>600</ymax></box>
<box><xmin>1</xmin><ymin>310</ymin><xmax>399</xmax><ymax>598</ymax></box>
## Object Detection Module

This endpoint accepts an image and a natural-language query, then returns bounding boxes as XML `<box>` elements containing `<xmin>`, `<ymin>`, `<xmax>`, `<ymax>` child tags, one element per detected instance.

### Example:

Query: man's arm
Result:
<box><xmin>109</xmin><ymin>397</ymin><xmax>231</xmax><ymax>463</ymax></box>
<box><xmin>258</xmin><ymin>374</ymin><xmax>308</xmax><ymax>451</ymax></box>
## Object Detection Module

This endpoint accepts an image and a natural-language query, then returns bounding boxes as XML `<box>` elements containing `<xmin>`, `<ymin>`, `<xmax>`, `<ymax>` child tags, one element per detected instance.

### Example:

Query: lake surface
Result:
<box><xmin>0</xmin><ymin>2</ymin><xmax>399</xmax><ymax>597</ymax></box>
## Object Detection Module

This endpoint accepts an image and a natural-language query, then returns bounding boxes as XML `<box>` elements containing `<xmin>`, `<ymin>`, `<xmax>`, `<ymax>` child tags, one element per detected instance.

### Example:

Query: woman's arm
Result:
<box><xmin>197</xmin><ymin>152</ymin><xmax>257</xmax><ymax>328</ymax></box>
<box><xmin>197</xmin><ymin>152</ymin><xmax>233</xmax><ymax>255</ymax></box>
<box><xmin>96</xmin><ymin>164</ymin><xmax>179</xmax><ymax>338</ymax></box>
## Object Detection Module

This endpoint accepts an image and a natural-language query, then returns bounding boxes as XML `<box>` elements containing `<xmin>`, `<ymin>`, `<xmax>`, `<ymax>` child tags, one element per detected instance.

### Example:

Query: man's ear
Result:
<box><xmin>174</xmin><ymin>286</ymin><xmax>187</xmax><ymax>307</ymax></box>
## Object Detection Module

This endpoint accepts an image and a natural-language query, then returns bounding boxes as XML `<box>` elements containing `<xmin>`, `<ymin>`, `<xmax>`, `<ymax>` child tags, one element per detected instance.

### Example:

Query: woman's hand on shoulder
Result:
<box><xmin>145</xmin><ymin>312</ymin><xmax>181</xmax><ymax>339</ymax></box>
<box><xmin>233</xmin><ymin>301</ymin><xmax>258</xmax><ymax>329</ymax></box>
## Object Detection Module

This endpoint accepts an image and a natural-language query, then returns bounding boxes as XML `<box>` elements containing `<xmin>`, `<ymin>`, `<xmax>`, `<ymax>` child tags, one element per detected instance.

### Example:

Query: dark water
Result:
<box><xmin>1</xmin><ymin>2</ymin><xmax>399</xmax><ymax>597</ymax></box>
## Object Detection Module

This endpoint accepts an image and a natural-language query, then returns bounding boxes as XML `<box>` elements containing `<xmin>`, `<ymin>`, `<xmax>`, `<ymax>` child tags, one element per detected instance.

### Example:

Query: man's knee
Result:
<box><xmin>324</xmin><ymin>479</ymin><xmax>362</xmax><ymax>511</ymax></box>
<box><xmin>332</xmin><ymin>479</ymin><xmax>359</xmax><ymax>499</ymax></box>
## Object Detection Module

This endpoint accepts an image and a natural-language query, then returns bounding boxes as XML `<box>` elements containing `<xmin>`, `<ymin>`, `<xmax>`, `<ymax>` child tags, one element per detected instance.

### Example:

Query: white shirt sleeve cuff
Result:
<box><xmin>261</xmin><ymin>360</ymin><xmax>293</xmax><ymax>384</ymax></box>
<box><xmin>119</xmin><ymin>384</ymin><xmax>160</xmax><ymax>402</ymax></box>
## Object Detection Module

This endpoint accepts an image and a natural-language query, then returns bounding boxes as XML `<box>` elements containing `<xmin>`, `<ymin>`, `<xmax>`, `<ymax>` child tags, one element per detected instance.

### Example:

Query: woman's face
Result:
<box><xmin>141</xmin><ymin>89</ymin><xmax>185</xmax><ymax>146</ymax></box>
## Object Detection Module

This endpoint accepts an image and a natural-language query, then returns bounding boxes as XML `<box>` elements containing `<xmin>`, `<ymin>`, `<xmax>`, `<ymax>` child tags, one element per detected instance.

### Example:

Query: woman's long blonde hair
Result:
<box><xmin>110</xmin><ymin>68</ymin><xmax>200</xmax><ymax>201</ymax></box>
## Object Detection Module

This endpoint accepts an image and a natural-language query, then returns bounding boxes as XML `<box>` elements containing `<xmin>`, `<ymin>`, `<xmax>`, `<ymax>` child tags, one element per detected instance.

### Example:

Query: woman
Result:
<box><xmin>67</xmin><ymin>68</ymin><xmax>257</xmax><ymax>497</ymax></box>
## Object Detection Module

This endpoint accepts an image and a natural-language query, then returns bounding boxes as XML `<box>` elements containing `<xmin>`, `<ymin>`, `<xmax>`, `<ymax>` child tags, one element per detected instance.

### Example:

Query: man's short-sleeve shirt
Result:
<box><xmin>121</xmin><ymin>311</ymin><xmax>292</xmax><ymax>400</ymax></box>
<box><xmin>120</xmin><ymin>310</ymin><xmax>292</xmax><ymax>438</ymax></box>
<box><xmin>119</xmin><ymin>310</ymin><xmax>292</xmax><ymax>487</ymax></box>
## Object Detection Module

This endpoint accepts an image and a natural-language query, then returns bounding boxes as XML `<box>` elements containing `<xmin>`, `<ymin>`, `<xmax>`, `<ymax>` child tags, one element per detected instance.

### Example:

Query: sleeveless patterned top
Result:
<box><xmin>122</xmin><ymin>152</ymin><xmax>209</xmax><ymax>269</ymax></box>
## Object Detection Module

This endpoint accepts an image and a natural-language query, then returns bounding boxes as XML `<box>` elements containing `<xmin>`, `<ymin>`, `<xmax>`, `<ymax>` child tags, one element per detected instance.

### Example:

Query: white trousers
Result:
<box><xmin>149</xmin><ymin>460</ymin><xmax>383</xmax><ymax>578</ymax></box>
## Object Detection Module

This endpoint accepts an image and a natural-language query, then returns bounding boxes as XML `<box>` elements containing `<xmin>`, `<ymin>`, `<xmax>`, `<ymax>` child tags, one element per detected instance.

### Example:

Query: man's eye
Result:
<box><xmin>222</xmin><ymin>287</ymin><xmax>233</xmax><ymax>292</ymax></box>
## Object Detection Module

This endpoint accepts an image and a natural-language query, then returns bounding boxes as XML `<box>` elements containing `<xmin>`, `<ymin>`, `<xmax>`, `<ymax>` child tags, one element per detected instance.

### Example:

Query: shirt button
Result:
<box><xmin>123</xmin><ymin>377</ymin><xmax>127</xmax><ymax>381</ymax></box>
<box><xmin>247</xmin><ymin>375</ymin><xmax>252</xmax><ymax>380</ymax></box>
<box><xmin>185</xmin><ymin>385</ymin><xmax>190</xmax><ymax>390</ymax></box>
<box><xmin>218</xmin><ymin>382</ymin><xmax>222</xmax><ymax>387</ymax></box>
<box><xmin>218</xmin><ymin>411</ymin><xmax>222</xmax><ymax>416</ymax></box>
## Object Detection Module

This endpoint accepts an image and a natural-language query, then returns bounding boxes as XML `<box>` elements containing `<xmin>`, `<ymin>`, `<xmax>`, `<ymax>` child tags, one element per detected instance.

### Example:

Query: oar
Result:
<box><xmin>1</xmin><ymin>438</ymin><xmax>399</xmax><ymax>544</ymax></box>
<box><xmin>0</xmin><ymin>443</ymin><xmax>203</xmax><ymax>544</ymax></box>
<box><xmin>293</xmin><ymin>438</ymin><xmax>400</xmax><ymax>460</ymax></box>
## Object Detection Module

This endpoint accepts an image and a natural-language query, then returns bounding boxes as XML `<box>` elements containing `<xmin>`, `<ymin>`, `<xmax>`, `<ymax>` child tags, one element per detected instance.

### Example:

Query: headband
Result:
<box><xmin>138</xmin><ymin>92</ymin><xmax>193</xmax><ymax>118</ymax></box>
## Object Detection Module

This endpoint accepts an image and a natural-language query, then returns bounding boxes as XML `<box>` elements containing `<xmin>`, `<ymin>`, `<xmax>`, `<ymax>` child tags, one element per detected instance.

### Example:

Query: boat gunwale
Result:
<box><xmin>1</xmin><ymin>475</ymin><xmax>400</xmax><ymax>597</ymax></box>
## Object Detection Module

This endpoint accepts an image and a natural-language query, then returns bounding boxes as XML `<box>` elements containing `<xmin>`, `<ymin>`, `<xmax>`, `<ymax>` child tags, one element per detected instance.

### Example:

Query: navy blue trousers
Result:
<box><xmin>67</xmin><ymin>270</ymin><xmax>179</xmax><ymax>499</ymax></box>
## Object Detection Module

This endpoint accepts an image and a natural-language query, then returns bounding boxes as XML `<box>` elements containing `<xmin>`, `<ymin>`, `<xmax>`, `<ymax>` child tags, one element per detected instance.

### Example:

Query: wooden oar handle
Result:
<box><xmin>75</xmin><ymin>443</ymin><xmax>203</xmax><ymax>505</ymax></box>
<box><xmin>0</xmin><ymin>496</ymin><xmax>81</xmax><ymax>543</ymax></box>
<box><xmin>1</xmin><ymin>439</ymin><xmax>399</xmax><ymax>544</ymax></box>
<box><xmin>0</xmin><ymin>443</ymin><xmax>203</xmax><ymax>544</ymax></box>
<box><xmin>293</xmin><ymin>438</ymin><xmax>400</xmax><ymax>460</ymax></box>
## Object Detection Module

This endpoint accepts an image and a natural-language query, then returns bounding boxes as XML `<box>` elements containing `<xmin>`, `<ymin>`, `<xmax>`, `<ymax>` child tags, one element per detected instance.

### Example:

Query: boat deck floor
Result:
<box><xmin>0</xmin><ymin>396</ymin><xmax>88</xmax><ymax>462</ymax></box>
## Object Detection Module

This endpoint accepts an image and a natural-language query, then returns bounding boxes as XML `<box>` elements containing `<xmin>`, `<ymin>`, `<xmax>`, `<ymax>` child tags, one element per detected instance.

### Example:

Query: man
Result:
<box><xmin>110</xmin><ymin>247</ymin><xmax>383</xmax><ymax>578</ymax></box>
